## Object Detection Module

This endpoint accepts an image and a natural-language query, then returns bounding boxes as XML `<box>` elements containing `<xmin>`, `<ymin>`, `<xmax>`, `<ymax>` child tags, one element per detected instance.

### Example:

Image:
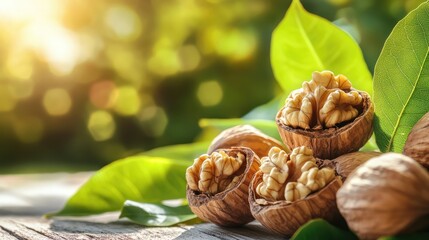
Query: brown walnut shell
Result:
<box><xmin>276</xmin><ymin>90</ymin><xmax>374</xmax><ymax>159</ymax></box>
<box><xmin>187</xmin><ymin>147</ymin><xmax>260</xmax><ymax>226</ymax></box>
<box><xmin>207</xmin><ymin>125</ymin><xmax>286</xmax><ymax>158</ymax></box>
<box><xmin>248</xmin><ymin>171</ymin><xmax>342</xmax><ymax>236</ymax></box>
<box><xmin>337</xmin><ymin>153</ymin><xmax>429</xmax><ymax>240</ymax></box>
<box><xmin>331</xmin><ymin>151</ymin><xmax>382</xmax><ymax>181</ymax></box>
<box><xmin>403</xmin><ymin>112</ymin><xmax>429</xmax><ymax>170</ymax></box>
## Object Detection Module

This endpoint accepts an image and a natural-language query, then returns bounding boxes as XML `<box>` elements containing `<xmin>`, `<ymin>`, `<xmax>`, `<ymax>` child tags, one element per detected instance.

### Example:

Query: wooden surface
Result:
<box><xmin>0</xmin><ymin>172</ymin><xmax>284</xmax><ymax>239</ymax></box>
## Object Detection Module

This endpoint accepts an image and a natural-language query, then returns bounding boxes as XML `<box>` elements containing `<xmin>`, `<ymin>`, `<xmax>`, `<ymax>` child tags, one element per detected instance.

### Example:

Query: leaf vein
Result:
<box><xmin>387</xmin><ymin>46</ymin><xmax>429</xmax><ymax>151</ymax></box>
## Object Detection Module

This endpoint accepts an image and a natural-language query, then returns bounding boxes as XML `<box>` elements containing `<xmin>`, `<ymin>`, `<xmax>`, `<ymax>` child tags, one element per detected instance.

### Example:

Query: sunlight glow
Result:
<box><xmin>0</xmin><ymin>0</ymin><xmax>61</xmax><ymax>21</ymax></box>
<box><xmin>22</xmin><ymin>21</ymin><xmax>81</xmax><ymax>75</ymax></box>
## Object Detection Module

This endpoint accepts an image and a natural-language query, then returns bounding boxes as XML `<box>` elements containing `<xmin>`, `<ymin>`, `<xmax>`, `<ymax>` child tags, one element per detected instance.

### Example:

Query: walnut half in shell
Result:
<box><xmin>248</xmin><ymin>146</ymin><xmax>342</xmax><ymax>236</ymax></box>
<box><xmin>186</xmin><ymin>147</ymin><xmax>260</xmax><ymax>226</ymax></box>
<box><xmin>276</xmin><ymin>71</ymin><xmax>374</xmax><ymax>159</ymax></box>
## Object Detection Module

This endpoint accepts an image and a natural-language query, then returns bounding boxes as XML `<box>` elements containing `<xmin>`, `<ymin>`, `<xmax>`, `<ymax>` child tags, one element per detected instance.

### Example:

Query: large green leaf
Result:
<box><xmin>141</xmin><ymin>142</ymin><xmax>209</xmax><ymax>161</ymax></box>
<box><xmin>242</xmin><ymin>96</ymin><xmax>284</xmax><ymax>121</ymax></box>
<box><xmin>120</xmin><ymin>200</ymin><xmax>198</xmax><ymax>227</ymax></box>
<box><xmin>199</xmin><ymin>118</ymin><xmax>280</xmax><ymax>141</ymax></box>
<box><xmin>271</xmin><ymin>0</ymin><xmax>372</xmax><ymax>95</ymax></box>
<box><xmin>373</xmin><ymin>1</ymin><xmax>429</xmax><ymax>152</ymax></box>
<box><xmin>291</xmin><ymin>219</ymin><xmax>358</xmax><ymax>240</ymax></box>
<box><xmin>50</xmin><ymin>143</ymin><xmax>206</xmax><ymax>216</ymax></box>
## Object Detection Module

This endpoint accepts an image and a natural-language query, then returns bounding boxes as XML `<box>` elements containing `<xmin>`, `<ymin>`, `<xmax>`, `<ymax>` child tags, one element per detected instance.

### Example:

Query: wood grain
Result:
<box><xmin>0</xmin><ymin>172</ymin><xmax>284</xmax><ymax>239</ymax></box>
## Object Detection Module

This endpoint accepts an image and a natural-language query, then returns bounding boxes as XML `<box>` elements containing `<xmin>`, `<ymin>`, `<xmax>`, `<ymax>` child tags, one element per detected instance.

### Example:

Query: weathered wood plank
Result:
<box><xmin>0</xmin><ymin>217</ymin><xmax>284</xmax><ymax>240</ymax></box>
<box><xmin>0</xmin><ymin>173</ymin><xmax>286</xmax><ymax>239</ymax></box>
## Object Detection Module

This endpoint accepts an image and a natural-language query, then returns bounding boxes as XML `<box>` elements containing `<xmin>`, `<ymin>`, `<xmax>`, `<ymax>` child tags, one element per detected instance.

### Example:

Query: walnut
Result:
<box><xmin>186</xmin><ymin>147</ymin><xmax>260</xmax><ymax>226</ymax></box>
<box><xmin>207</xmin><ymin>125</ymin><xmax>287</xmax><ymax>158</ymax></box>
<box><xmin>403</xmin><ymin>112</ymin><xmax>429</xmax><ymax>170</ymax></box>
<box><xmin>249</xmin><ymin>146</ymin><xmax>342</xmax><ymax>236</ymax></box>
<box><xmin>276</xmin><ymin>70</ymin><xmax>374</xmax><ymax>159</ymax></box>
<box><xmin>337</xmin><ymin>153</ymin><xmax>429</xmax><ymax>239</ymax></box>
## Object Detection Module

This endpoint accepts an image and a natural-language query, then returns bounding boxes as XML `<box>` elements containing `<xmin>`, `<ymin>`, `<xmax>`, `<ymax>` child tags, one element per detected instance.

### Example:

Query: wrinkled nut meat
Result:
<box><xmin>207</xmin><ymin>125</ymin><xmax>287</xmax><ymax>158</ymax></box>
<box><xmin>187</xmin><ymin>150</ymin><xmax>244</xmax><ymax>195</ymax></box>
<box><xmin>403</xmin><ymin>112</ymin><xmax>429</xmax><ymax>170</ymax></box>
<box><xmin>337</xmin><ymin>153</ymin><xmax>429</xmax><ymax>240</ymax></box>
<box><xmin>276</xmin><ymin>70</ymin><xmax>374</xmax><ymax>159</ymax></box>
<box><xmin>186</xmin><ymin>147</ymin><xmax>260</xmax><ymax>226</ymax></box>
<box><xmin>249</xmin><ymin>146</ymin><xmax>342</xmax><ymax>236</ymax></box>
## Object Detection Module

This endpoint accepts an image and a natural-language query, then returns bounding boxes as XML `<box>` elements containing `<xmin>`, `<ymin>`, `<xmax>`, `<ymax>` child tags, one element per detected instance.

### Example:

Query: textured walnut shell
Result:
<box><xmin>187</xmin><ymin>147</ymin><xmax>260</xmax><ymax>226</ymax></box>
<box><xmin>403</xmin><ymin>112</ymin><xmax>429</xmax><ymax>170</ymax></box>
<box><xmin>249</xmin><ymin>171</ymin><xmax>342</xmax><ymax>236</ymax></box>
<box><xmin>207</xmin><ymin>125</ymin><xmax>286</xmax><ymax>158</ymax></box>
<box><xmin>276</xmin><ymin>91</ymin><xmax>373</xmax><ymax>159</ymax></box>
<box><xmin>337</xmin><ymin>153</ymin><xmax>429</xmax><ymax>240</ymax></box>
<box><xmin>331</xmin><ymin>151</ymin><xmax>382</xmax><ymax>181</ymax></box>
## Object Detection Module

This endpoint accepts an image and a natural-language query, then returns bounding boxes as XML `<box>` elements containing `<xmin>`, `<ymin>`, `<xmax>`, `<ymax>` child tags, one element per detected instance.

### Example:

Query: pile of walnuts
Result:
<box><xmin>185</xmin><ymin>71</ymin><xmax>429</xmax><ymax>239</ymax></box>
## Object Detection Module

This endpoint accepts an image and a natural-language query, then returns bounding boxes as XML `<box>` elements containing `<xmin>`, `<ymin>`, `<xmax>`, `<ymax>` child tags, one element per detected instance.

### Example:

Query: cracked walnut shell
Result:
<box><xmin>249</xmin><ymin>146</ymin><xmax>342</xmax><ymax>236</ymax></box>
<box><xmin>186</xmin><ymin>147</ymin><xmax>260</xmax><ymax>226</ymax></box>
<box><xmin>276</xmin><ymin>70</ymin><xmax>374</xmax><ymax>159</ymax></box>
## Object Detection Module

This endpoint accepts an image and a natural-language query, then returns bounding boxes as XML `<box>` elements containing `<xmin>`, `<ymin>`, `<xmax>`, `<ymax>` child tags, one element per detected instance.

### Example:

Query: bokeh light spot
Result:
<box><xmin>196</xmin><ymin>80</ymin><xmax>223</xmax><ymax>107</ymax></box>
<box><xmin>13</xmin><ymin>116</ymin><xmax>44</xmax><ymax>143</ymax></box>
<box><xmin>106</xmin><ymin>45</ymin><xmax>142</xmax><ymax>85</ymax></box>
<box><xmin>147</xmin><ymin>48</ymin><xmax>181</xmax><ymax>76</ymax></box>
<box><xmin>43</xmin><ymin>88</ymin><xmax>72</xmax><ymax>116</ymax></box>
<box><xmin>178</xmin><ymin>45</ymin><xmax>201</xmax><ymax>72</ymax></box>
<box><xmin>138</xmin><ymin>106</ymin><xmax>168</xmax><ymax>137</ymax></box>
<box><xmin>104</xmin><ymin>5</ymin><xmax>142</xmax><ymax>41</ymax></box>
<box><xmin>88</xmin><ymin>110</ymin><xmax>116</xmax><ymax>141</ymax></box>
<box><xmin>89</xmin><ymin>80</ymin><xmax>116</xmax><ymax>109</ymax></box>
<box><xmin>216</xmin><ymin>28</ymin><xmax>257</xmax><ymax>61</ymax></box>
<box><xmin>111</xmin><ymin>86</ymin><xmax>141</xmax><ymax>116</ymax></box>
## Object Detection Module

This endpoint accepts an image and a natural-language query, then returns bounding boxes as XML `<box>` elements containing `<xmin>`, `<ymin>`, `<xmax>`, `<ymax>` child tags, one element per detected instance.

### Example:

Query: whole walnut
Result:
<box><xmin>207</xmin><ymin>125</ymin><xmax>287</xmax><ymax>158</ymax></box>
<box><xmin>403</xmin><ymin>112</ymin><xmax>429</xmax><ymax>170</ymax></box>
<box><xmin>337</xmin><ymin>153</ymin><xmax>429</xmax><ymax>240</ymax></box>
<box><xmin>276</xmin><ymin>71</ymin><xmax>373</xmax><ymax>159</ymax></box>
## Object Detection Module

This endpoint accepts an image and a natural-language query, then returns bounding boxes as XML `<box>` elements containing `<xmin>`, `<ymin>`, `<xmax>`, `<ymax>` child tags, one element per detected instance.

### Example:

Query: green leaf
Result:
<box><xmin>359</xmin><ymin>134</ymin><xmax>380</xmax><ymax>152</ymax></box>
<box><xmin>141</xmin><ymin>142</ymin><xmax>209</xmax><ymax>161</ymax></box>
<box><xmin>242</xmin><ymin>96</ymin><xmax>285</xmax><ymax>121</ymax></box>
<box><xmin>271</xmin><ymin>0</ymin><xmax>372</xmax><ymax>95</ymax></box>
<box><xmin>373</xmin><ymin>1</ymin><xmax>429</xmax><ymax>152</ymax></box>
<box><xmin>119</xmin><ymin>200</ymin><xmax>198</xmax><ymax>227</ymax></box>
<box><xmin>199</xmin><ymin>118</ymin><xmax>280</xmax><ymax>141</ymax></box>
<box><xmin>50</xmin><ymin>142</ymin><xmax>206</xmax><ymax>217</ymax></box>
<box><xmin>291</xmin><ymin>219</ymin><xmax>358</xmax><ymax>240</ymax></box>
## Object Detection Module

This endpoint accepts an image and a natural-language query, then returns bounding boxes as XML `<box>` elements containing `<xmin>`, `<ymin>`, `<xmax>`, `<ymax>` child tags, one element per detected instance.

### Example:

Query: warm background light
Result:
<box><xmin>0</xmin><ymin>0</ymin><xmax>423</xmax><ymax>172</ymax></box>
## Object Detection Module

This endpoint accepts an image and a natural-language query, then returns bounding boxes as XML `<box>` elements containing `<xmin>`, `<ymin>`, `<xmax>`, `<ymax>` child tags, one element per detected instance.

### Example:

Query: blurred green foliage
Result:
<box><xmin>0</xmin><ymin>0</ymin><xmax>424</xmax><ymax>172</ymax></box>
